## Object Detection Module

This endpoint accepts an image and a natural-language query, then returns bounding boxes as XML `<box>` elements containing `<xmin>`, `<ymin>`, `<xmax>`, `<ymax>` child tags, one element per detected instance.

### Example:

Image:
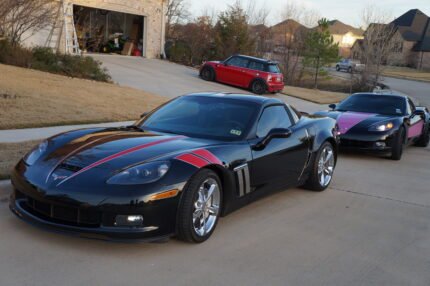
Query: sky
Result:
<box><xmin>187</xmin><ymin>0</ymin><xmax>430</xmax><ymax>27</ymax></box>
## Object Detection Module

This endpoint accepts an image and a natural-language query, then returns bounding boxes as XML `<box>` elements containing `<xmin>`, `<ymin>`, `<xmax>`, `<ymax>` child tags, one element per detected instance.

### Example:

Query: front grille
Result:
<box><xmin>17</xmin><ymin>190</ymin><xmax>101</xmax><ymax>228</ymax></box>
<box><xmin>340</xmin><ymin>139</ymin><xmax>373</xmax><ymax>148</ymax></box>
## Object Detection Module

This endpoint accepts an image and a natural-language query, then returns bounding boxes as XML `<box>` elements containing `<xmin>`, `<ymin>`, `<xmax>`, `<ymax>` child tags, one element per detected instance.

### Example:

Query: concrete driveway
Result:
<box><xmin>0</xmin><ymin>55</ymin><xmax>429</xmax><ymax>286</ymax></box>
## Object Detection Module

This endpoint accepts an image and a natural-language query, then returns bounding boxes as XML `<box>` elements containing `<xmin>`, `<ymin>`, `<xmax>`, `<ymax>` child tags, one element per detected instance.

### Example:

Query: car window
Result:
<box><xmin>266</xmin><ymin>64</ymin><xmax>281</xmax><ymax>73</ymax></box>
<box><xmin>140</xmin><ymin>96</ymin><xmax>259</xmax><ymax>141</ymax></box>
<box><xmin>248</xmin><ymin>61</ymin><xmax>265</xmax><ymax>71</ymax></box>
<box><xmin>336</xmin><ymin>94</ymin><xmax>406</xmax><ymax>116</ymax></box>
<box><xmin>226</xmin><ymin>57</ymin><xmax>249</xmax><ymax>68</ymax></box>
<box><xmin>256</xmin><ymin>106</ymin><xmax>293</xmax><ymax>138</ymax></box>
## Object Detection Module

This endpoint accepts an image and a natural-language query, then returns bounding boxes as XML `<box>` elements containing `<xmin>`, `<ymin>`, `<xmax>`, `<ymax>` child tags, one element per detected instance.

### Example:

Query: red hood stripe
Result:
<box><xmin>56</xmin><ymin>135</ymin><xmax>185</xmax><ymax>186</ymax></box>
<box><xmin>176</xmin><ymin>153</ymin><xmax>210</xmax><ymax>168</ymax></box>
<box><xmin>191</xmin><ymin>149</ymin><xmax>222</xmax><ymax>165</ymax></box>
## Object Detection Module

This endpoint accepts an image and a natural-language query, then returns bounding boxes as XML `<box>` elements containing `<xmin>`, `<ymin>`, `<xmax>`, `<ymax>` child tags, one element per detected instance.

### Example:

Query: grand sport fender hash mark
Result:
<box><xmin>175</xmin><ymin>149</ymin><xmax>223</xmax><ymax>168</ymax></box>
<box><xmin>233</xmin><ymin>163</ymin><xmax>251</xmax><ymax>197</ymax></box>
<box><xmin>56</xmin><ymin>136</ymin><xmax>186</xmax><ymax>186</ymax></box>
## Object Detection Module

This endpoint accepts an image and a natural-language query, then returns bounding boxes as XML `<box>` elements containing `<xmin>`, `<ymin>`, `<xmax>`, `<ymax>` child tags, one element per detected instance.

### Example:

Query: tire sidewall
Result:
<box><xmin>201</xmin><ymin>67</ymin><xmax>214</xmax><ymax>81</ymax></box>
<box><xmin>177</xmin><ymin>169</ymin><xmax>222</xmax><ymax>243</ymax></box>
<box><xmin>391</xmin><ymin>127</ymin><xmax>405</xmax><ymax>160</ymax></box>
<box><xmin>251</xmin><ymin>80</ymin><xmax>266</xmax><ymax>95</ymax></box>
<box><xmin>306</xmin><ymin>141</ymin><xmax>336</xmax><ymax>191</ymax></box>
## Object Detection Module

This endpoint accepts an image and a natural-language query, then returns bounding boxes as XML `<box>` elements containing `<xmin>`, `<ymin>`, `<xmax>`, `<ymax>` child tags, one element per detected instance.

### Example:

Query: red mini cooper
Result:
<box><xmin>199</xmin><ymin>55</ymin><xmax>284</xmax><ymax>95</ymax></box>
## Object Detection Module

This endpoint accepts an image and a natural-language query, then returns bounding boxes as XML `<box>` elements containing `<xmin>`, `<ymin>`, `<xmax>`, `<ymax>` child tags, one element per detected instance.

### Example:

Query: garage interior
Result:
<box><xmin>73</xmin><ymin>5</ymin><xmax>145</xmax><ymax>56</ymax></box>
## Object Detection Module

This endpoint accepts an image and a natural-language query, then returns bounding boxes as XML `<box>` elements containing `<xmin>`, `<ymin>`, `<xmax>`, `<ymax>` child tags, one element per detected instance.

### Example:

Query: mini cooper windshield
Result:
<box><xmin>138</xmin><ymin>96</ymin><xmax>260</xmax><ymax>140</ymax></box>
<box><xmin>336</xmin><ymin>94</ymin><xmax>406</xmax><ymax>116</ymax></box>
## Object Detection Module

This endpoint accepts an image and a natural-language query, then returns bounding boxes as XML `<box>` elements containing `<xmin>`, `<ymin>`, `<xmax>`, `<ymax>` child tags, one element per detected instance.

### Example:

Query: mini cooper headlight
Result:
<box><xmin>107</xmin><ymin>161</ymin><xmax>170</xmax><ymax>185</ymax></box>
<box><xmin>369</xmin><ymin>122</ymin><xmax>394</xmax><ymax>132</ymax></box>
<box><xmin>23</xmin><ymin>140</ymin><xmax>48</xmax><ymax>166</ymax></box>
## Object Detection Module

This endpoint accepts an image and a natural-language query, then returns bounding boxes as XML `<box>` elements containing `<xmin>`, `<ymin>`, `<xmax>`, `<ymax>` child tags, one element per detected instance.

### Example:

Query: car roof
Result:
<box><xmin>184</xmin><ymin>92</ymin><xmax>284</xmax><ymax>106</ymax></box>
<box><xmin>232</xmin><ymin>54</ymin><xmax>278</xmax><ymax>65</ymax></box>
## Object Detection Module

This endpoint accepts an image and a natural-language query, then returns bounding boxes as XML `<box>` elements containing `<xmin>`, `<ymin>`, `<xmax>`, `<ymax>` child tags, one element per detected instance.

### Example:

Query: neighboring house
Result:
<box><xmin>352</xmin><ymin>9</ymin><xmax>430</xmax><ymax>69</ymax></box>
<box><xmin>265</xmin><ymin>19</ymin><xmax>309</xmax><ymax>60</ymax></box>
<box><xmin>325</xmin><ymin>20</ymin><xmax>364</xmax><ymax>58</ymax></box>
<box><xmin>22</xmin><ymin>0</ymin><xmax>167</xmax><ymax>59</ymax></box>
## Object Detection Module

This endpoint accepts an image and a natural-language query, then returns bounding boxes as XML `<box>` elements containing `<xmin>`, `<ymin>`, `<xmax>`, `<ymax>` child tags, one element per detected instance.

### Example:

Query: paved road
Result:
<box><xmin>0</xmin><ymin>56</ymin><xmax>429</xmax><ymax>285</ymax></box>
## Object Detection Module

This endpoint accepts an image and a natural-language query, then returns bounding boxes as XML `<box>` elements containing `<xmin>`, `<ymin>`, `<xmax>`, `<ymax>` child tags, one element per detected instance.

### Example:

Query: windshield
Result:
<box><xmin>336</xmin><ymin>94</ymin><xmax>406</xmax><ymax>116</ymax></box>
<box><xmin>267</xmin><ymin>64</ymin><xmax>281</xmax><ymax>73</ymax></box>
<box><xmin>138</xmin><ymin>96</ymin><xmax>259</xmax><ymax>140</ymax></box>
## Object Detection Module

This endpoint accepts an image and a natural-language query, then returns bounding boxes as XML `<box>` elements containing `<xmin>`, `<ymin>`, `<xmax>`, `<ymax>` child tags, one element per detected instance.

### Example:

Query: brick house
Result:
<box><xmin>23</xmin><ymin>0</ymin><xmax>167</xmax><ymax>58</ymax></box>
<box><xmin>352</xmin><ymin>9</ymin><xmax>430</xmax><ymax>69</ymax></box>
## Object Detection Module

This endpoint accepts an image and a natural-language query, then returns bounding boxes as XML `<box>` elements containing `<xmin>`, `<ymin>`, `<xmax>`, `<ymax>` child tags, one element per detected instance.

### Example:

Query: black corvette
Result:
<box><xmin>315</xmin><ymin>93</ymin><xmax>430</xmax><ymax>160</ymax></box>
<box><xmin>10</xmin><ymin>93</ymin><xmax>338</xmax><ymax>243</ymax></box>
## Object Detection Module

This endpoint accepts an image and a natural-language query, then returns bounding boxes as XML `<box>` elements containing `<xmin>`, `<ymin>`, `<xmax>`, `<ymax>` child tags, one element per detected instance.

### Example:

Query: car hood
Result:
<box><xmin>315</xmin><ymin>111</ymin><xmax>399</xmax><ymax>134</ymax></box>
<box><xmin>36</xmin><ymin>128</ymin><xmax>220</xmax><ymax>186</ymax></box>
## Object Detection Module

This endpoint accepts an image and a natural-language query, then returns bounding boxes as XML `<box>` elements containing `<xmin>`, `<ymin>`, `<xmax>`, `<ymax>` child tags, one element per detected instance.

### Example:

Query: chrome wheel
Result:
<box><xmin>192</xmin><ymin>178</ymin><xmax>220</xmax><ymax>237</ymax></box>
<box><xmin>317</xmin><ymin>145</ymin><xmax>335</xmax><ymax>187</ymax></box>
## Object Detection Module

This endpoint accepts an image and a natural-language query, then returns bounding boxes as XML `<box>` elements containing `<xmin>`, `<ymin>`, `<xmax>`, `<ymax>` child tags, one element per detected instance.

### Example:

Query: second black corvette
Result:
<box><xmin>10</xmin><ymin>93</ymin><xmax>338</xmax><ymax>243</ymax></box>
<box><xmin>315</xmin><ymin>93</ymin><xmax>430</xmax><ymax>160</ymax></box>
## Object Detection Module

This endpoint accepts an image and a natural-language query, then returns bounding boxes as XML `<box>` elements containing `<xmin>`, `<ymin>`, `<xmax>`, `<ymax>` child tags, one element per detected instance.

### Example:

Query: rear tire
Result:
<box><xmin>200</xmin><ymin>67</ymin><xmax>215</xmax><ymax>81</ymax></box>
<box><xmin>390</xmin><ymin>127</ymin><xmax>405</xmax><ymax>160</ymax></box>
<box><xmin>303</xmin><ymin>141</ymin><xmax>336</xmax><ymax>192</ymax></box>
<box><xmin>177</xmin><ymin>169</ymin><xmax>222</xmax><ymax>243</ymax></box>
<box><xmin>251</xmin><ymin>80</ymin><xmax>267</xmax><ymax>95</ymax></box>
<box><xmin>414</xmin><ymin>125</ymin><xmax>429</xmax><ymax>147</ymax></box>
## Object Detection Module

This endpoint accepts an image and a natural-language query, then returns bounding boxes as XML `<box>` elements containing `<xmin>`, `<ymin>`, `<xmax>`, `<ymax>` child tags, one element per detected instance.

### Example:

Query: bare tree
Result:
<box><xmin>358</xmin><ymin>5</ymin><xmax>396</xmax><ymax>89</ymax></box>
<box><xmin>246</xmin><ymin>0</ymin><xmax>270</xmax><ymax>26</ymax></box>
<box><xmin>166</xmin><ymin>0</ymin><xmax>190</xmax><ymax>38</ymax></box>
<box><xmin>0</xmin><ymin>0</ymin><xmax>56</xmax><ymax>46</ymax></box>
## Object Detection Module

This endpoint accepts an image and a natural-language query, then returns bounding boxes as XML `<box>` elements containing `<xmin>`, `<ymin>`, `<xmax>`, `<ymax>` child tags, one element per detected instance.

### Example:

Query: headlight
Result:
<box><xmin>369</xmin><ymin>122</ymin><xmax>394</xmax><ymax>132</ymax></box>
<box><xmin>23</xmin><ymin>140</ymin><xmax>48</xmax><ymax>165</ymax></box>
<box><xmin>107</xmin><ymin>161</ymin><xmax>170</xmax><ymax>185</ymax></box>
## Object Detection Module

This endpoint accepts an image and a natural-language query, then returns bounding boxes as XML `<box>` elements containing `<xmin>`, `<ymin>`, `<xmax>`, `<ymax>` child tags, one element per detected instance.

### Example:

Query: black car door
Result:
<box><xmin>248</xmin><ymin>105</ymin><xmax>310</xmax><ymax>192</ymax></box>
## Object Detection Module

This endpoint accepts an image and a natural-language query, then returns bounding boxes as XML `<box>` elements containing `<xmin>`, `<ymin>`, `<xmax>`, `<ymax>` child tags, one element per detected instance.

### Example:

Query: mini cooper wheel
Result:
<box><xmin>251</xmin><ymin>80</ymin><xmax>267</xmax><ymax>95</ymax></box>
<box><xmin>177</xmin><ymin>169</ymin><xmax>222</xmax><ymax>243</ymax></box>
<box><xmin>304</xmin><ymin>141</ymin><xmax>336</xmax><ymax>191</ymax></box>
<box><xmin>200</xmin><ymin>67</ymin><xmax>215</xmax><ymax>81</ymax></box>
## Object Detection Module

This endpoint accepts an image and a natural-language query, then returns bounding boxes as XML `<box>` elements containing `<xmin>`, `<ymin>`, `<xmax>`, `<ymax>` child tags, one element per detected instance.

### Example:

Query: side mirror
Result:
<box><xmin>140</xmin><ymin>112</ymin><xmax>149</xmax><ymax>118</ymax></box>
<box><xmin>329</xmin><ymin>104</ymin><xmax>336</xmax><ymax>110</ymax></box>
<box><xmin>253</xmin><ymin>128</ymin><xmax>292</xmax><ymax>150</ymax></box>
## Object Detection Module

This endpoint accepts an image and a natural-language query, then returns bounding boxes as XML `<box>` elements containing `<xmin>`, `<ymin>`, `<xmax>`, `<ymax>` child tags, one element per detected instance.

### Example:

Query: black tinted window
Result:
<box><xmin>336</xmin><ymin>94</ymin><xmax>406</xmax><ymax>116</ymax></box>
<box><xmin>249</xmin><ymin>61</ymin><xmax>265</xmax><ymax>71</ymax></box>
<box><xmin>256</xmin><ymin>106</ymin><xmax>292</xmax><ymax>138</ymax></box>
<box><xmin>226</xmin><ymin>57</ymin><xmax>249</xmax><ymax>68</ymax></box>
<box><xmin>140</xmin><ymin>96</ymin><xmax>259</xmax><ymax>141</ymax></box>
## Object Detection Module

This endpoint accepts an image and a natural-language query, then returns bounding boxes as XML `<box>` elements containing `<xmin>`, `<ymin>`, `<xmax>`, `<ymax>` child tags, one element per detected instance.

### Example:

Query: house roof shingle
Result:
<box><xmin>390</xmin><ymin>9</ymin><xmax>430</xmax><ymax>51</ymax></box>
<box><xmin>327</xmin><ymin>20</ymin><xmax>364</xmax><ymax>36</ymax></box>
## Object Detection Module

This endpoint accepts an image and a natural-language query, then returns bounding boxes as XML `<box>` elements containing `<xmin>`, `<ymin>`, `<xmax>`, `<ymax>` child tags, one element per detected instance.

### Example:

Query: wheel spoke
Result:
<box><xmin>324</xmin><ymin>150</ymin><xmax>333</xmax><ymax>163</ymax></box>
<box><xmin>207</xmin><ymin>205</ymin><xmax>219</xmax><ymax>216</ymax></box>
<box><xmin>205</xmin><ymin>184</ymin><xmax>216</xmax><ymax>202</ymax></box>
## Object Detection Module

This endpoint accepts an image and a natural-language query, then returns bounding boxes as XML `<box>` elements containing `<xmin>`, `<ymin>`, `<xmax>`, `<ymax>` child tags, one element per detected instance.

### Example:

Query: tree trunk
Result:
<box><xmin>314</xmin><ymin>56</ymin><xmax>320</xmax><ymax>89</ymax></box>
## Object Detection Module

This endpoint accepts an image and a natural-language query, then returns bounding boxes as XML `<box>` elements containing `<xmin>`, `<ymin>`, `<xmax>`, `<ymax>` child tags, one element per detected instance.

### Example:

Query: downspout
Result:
<box><xmin>160</xmin><ymin>0</ymin><xmax>166</xmax><ymax>59</ymax></box>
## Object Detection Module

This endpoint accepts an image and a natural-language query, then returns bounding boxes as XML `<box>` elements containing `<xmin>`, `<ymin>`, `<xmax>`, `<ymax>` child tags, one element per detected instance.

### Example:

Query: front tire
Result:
<box><xmin>177</xmin><ymin>169</ymin><xmax>222</xmax><ymax>243</ymax></box>
<box><xmin>303</xmin><ymin>141</ymin><xmax>336</xmax><ymax>192</ymax></box>
<box><xmin>390</xmin><ymin>127</ymin><xmax>405</xmax><ymax>160</ymax></box>
<box><xmin>200</xmin><ymin>67</ymin><xmax>215</xmax><ymax>81</ymax></box>
<box><xmin>336</xmin><ymin>65</ymin><xmax>340</xmax><ymax>71</ymax></box>
<box><xmin>414</xmin><ymin>125</ymin><xmax>429</xmax><ymax>147</ymax></box>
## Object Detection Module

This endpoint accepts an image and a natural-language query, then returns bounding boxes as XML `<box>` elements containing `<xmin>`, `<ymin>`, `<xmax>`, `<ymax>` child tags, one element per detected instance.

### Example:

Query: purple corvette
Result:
<box><xmin>314</xmin><ymin>93</ymin><xmax>430</xmax><ymax>160</ymax></box>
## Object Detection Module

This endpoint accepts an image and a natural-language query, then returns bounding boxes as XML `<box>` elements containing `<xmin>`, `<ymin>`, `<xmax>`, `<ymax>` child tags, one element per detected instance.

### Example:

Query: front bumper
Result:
<box><xmin>9</xmin><ymin>170</ymin><xmax>181</xmax><ymax>242</ymax></box>
<box><xmin>267</xmin><ymin>82</ymin><xmax>284</xmax><ymax>93</ymax></box>
<box><xmin>339</xmin><ymin>132</ymin><xmax>396</xmax><ymax>153</ymax></box>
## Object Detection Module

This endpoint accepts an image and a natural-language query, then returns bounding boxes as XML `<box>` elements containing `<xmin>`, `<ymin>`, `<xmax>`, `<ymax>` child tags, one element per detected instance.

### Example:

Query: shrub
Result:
<box><xmin>0</xmin><ymin>41</ymin><xmax>111</xmax><ymax>82</ymax></box>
